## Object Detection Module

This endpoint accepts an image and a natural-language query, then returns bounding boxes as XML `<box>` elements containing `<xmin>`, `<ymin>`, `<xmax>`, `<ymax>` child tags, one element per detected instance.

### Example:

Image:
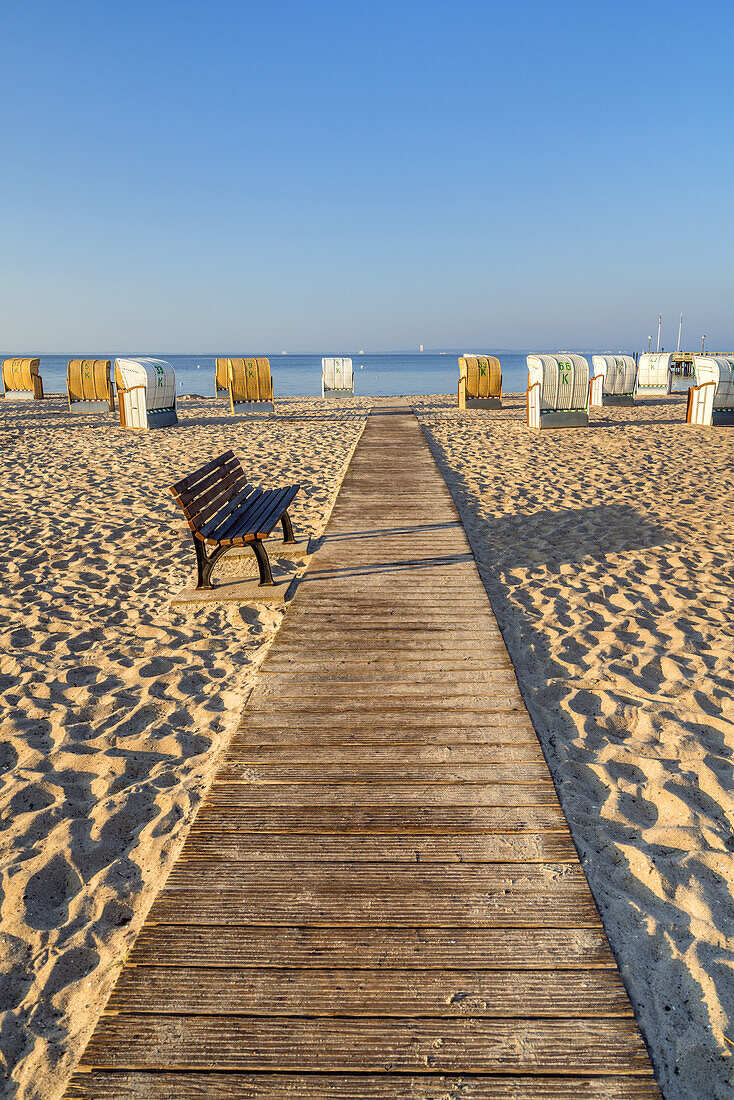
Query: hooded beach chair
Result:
<box><xmin>226</xmin><ymin>357</ymin><xmax>274</xmax><ymax>415</ymax></box>
<box><xmin>590</xmin><ymin>355</ymin><xmax>637</xmax><ymax>407</ymax></box>
<box><xmin>526</xmin><ymin>354</ymin><xmax>590</xmax><ymax>429</ymax></box>
<box><xmin>321</xmin><ymin>357</ymin><xmax>354</xmax><ymax>398</ymax></box>
<box><xmin>214</xmin><ymin>358</ymin><xmax>230</xmax><ymax>398</ymax></box>
<box><xmin>67</xmin><ymin>359</ymin><xmax>115</xmax><ymax>413</ymax></box>
<box><xmin>458</xmin><ymin>355</ymin><xmax>502</xmax><ymax>409</ymax></box>
<box><xmin>635</xmin><ymin>353</ymin><xmax>672</xmax><ymax>397</ymax></box>
<box><xmin>687</xmin><ymin>356</ymin><xmax>734</xmax><ymax>426</ymax></box>
<box><xmin>114</xmin><ymin>358</ymin><xmax>178</xmax><ymax>429</ymax></box>
<box><xmin>1</xmin><ymin>358</ymin><xmax>43</xmax><ymax>400</ymax></box>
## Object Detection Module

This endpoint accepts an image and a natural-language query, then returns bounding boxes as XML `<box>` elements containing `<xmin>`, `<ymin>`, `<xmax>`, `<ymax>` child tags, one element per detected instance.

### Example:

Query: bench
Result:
<box><xmin>170</xmin><ymin>450</ymin><xmax>300</xmax><ymax>589</ymax></box>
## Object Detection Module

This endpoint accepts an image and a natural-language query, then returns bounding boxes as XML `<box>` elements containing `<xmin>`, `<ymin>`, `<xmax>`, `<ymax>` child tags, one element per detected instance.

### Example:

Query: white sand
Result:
<box><xmin>0</xmin><ymin>394</ymin><xmax>368</xmax><ymax>1098</ymax></box>
<box><xmin>416</xmin><ymin>392</ymin><xmax>734</xmax><ymax>1100</ymax></box>
<box><xmin>2</xmin><ymin>389</ymin><xmax>733</xmax><ymax>1099</ymax></box>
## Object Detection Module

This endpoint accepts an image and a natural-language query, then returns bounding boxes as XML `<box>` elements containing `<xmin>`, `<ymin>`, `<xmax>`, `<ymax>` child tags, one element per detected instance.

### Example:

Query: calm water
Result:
<box><xmin>3</xmin><ymin>350</ymin><xmax>693</xmax><ymax>397</ymax></box>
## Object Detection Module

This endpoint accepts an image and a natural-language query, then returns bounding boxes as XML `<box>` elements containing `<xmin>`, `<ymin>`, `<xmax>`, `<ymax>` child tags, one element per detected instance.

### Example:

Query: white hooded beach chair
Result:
<box><xmin>635</xmin><ymin>353</ymin><xmax>672</xmax><ymax>397</ymax></box>
<box><xmin>2</xmin><ymin>357</ymin><xmax>44</xmax><ymax>400</ymax></box>
<box><xmin>114</xmin><ymin>358</ymin><xmax>178</xmax><ymax>429</ymax></box>
<box><xmin>526</xmin><ymin>354</ymin><xmax>590</xmax><ymax>429</ymax></box>
<box><xmin>67</xmin><ymin>359</ymin><xmax>115</xmax><ymax>413</ymax></box>
<box><xmin>590</xmin><ymin>355</ymin><xmax>637</xmax><ymax>407</ymax></box>
<box><xmin>687</xmin><ymin>356</ymin><xmax>734</xmax><ymax>426</ymax></box>
<box><xmin>321</xmin><ymin>357</ymin><xmax>354</xmax><ymax>398</ymax></box>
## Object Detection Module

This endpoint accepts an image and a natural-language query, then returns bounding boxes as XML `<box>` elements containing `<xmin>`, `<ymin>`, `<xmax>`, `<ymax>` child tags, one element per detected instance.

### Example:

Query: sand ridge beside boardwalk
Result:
<box><xmin>415</xmin><ymin>393</ymin><xmax>734</xmax><ymax>1100</ymax></box>
<box><xmin>0</xmin><ymin>394</ymin><xmax>368</xmax><ymax>1099</ymax></box>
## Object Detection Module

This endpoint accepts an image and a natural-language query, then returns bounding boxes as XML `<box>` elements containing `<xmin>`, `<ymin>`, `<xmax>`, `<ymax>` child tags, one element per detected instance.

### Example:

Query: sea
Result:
<box><xmin>3</xmin><ymin>351</ymin><xmax>694</xmax><ymax>398</ymax></box>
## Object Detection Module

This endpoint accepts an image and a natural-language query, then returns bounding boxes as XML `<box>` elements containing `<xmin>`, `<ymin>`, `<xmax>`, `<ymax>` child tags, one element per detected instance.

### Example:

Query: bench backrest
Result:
<box><xmin>458</xmin><ymin>355</ymin><xmax>502</xmax><ymax>399</ymax></box>
<box><xmin>2</xmin><ymin>357</ymin><xmax>43</xmax><ymax>398</ymax></box>
<box><xmin>322</xmin><ymin>357</ymin><xmax>353</xmax><ymax>390</ymax></box>
<box><xmin>67</xmin><ymin>359</ymin><xmax>114</xmax><ymax>407</ymax></box>
<box><xmin>226</xmin><ymin>358</ymin><xmax>273</xmax><ymax>404</ymax></box>
<box><xmin>694</xmin><ymin>355</ymin><xmax>734</xmax><ymax>410</ymax></box>
<box><xmin>636</xmin><ymin>352</ymin><xmax>672</xmax><ymax>394</ymax></box>
<box><xmin>592</xmin><ymin>354</ymin><xmax>637</xmax><ymax>396</ymax></box>
<box><xmin>527</xmin><ymin>354</ymin><xmax>590</xmax><ymax>411</ymax></box>
<box><xmin>170</xmin><ymin>450</ymin><xmax>251</xmax><ymax>537</ymax></box>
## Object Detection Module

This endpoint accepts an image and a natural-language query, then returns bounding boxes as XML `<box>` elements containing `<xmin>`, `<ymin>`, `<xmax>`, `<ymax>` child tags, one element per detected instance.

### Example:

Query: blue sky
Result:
<box><xmin>1</xmin><ymin>0</ymin><xmax>732</xmax><ymax>352</ymax></box>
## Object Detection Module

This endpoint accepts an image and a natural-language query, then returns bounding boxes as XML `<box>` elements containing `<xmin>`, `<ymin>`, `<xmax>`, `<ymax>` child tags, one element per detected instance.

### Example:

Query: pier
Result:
<box><xmin>66</xmin><ymin>401</ymin><xmax>660</xmax><ymax>1098</ymax></box>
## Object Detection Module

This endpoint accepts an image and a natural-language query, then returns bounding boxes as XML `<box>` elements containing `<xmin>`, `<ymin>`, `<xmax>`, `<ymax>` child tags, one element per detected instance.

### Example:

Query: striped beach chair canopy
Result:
<box><xmin>592</xmin><ymin>354</ymin><xmax>637</xmax><ymax>397</ymax></box>
<box><xmin>114</xmin><ymin>357</ymin><xmax>178</xmax><ymax>430</ymax></box>
<box><xmin>67</xmin><ymin>359</ymin><xmax>114</xmax><ymax>412</ymax></box>
<box><xmin>322</xmin><ymin>357</ymin><xmax>354</xmax><ymax>395</ymax></box>
<box><xmin>636</xmin><ymin>352</ymin><xmax>672</xmax><ymax>396</ymax></box>
<box><xmin>694</xmin><ymin>356</ymin><xmax>734</xmax><ymax>411</ymax></box>
<box><xmin>2</xmin><ymin>357</ymin><xmax>43</xmax><ymax>400</ymax></box>
<box><xmin>458</xmin><ymin>355</ymin><xmax>502</xmax><ymax>400</ymax></box>
<box><xmin>527</xmin><ymin>354</ymin><xmax>590</xmax><ymax>412</ymax></box>
<box><xmin>227</xmin><ymin>357</ymin><xmax>274</xmax><ymax>413</ymax></box>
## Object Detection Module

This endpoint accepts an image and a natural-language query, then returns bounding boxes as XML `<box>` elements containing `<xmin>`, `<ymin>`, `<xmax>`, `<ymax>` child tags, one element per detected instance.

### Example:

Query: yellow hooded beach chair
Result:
<box><xmin>458</xmin><ymin>355</ymin><xmax>502</xmax><ymax>409</ymax></box>
<box><xmin>224</xmin><ymin>357</ymin><xmax>275</xmax><ymax>415</ymax></box>
<box><xmin>67</xmin><ymin>359</ymin><xmax>115</xmax><ymax>413</ymax></box>
<box><xmin>2</xmin><ymin>357</ymin><xmax>44</xmax><ymax>400</ymax></box>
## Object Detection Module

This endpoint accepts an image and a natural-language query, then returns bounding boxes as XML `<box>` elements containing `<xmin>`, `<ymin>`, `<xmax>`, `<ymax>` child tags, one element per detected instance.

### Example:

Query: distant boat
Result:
<box><xmin>281</xmin><ymin>350</ymin><xmax>287</xmax><ymax>355</ymax></box>
<box><xmin>358</xmin><ymin>349</ymin><xmax>364</xmax><ymax>355</ymax></box>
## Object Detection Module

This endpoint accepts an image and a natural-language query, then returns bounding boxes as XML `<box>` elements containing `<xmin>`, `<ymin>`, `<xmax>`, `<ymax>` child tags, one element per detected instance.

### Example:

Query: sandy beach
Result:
<box><xmin>1</xmin><ymin>390</ymin><xmax>732</xmax><ymax>1099</ymax></box>
<box><xmin>416</xmin><ymin>392</ymin><xmax>734</xmax><ymax>1099</ymax></box>
<box><xmin>0</xmin><ymin>394</ymin><xmax>368</xmax><ymax>1098</ymax></box>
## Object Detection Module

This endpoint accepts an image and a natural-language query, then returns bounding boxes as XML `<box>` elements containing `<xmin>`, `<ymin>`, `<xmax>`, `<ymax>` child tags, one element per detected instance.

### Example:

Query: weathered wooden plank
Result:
<box><xmin>148</xmin><ymin>888</ymin><xmax>600</xmax><ymax>927</ymax></box>
<box><xmin>191</xmin><ymin>805</ymin><xmax>570</xmax><ymax>833</ymax></box>
<box><xmin>127</xmin><ymin>925</ymin><xmax>617</xmax><ymax>969</ymax></box>
<box><xmin>205</xmin><ymin>783</ymin><xmax>558</xmax><ymax>807</ymax></box>
<box><xmin>222</xmin><ymin>745</ymin><xmax>546</xmax><ymax>764</ymax></box>
<box><xmin>163</xmin><ymin>862</ymin><xmax>587</xmax><ymax>891</ymax></box>
<box><xmin>215</xmin><ymin>763</ymin><xmax>551</xmax><ymax>783</ymax></box>
<box><xmin>107</xmin><ymin>966</ymin><xmax>632</xmax><ymax>1017</ymax></box>
<box><xmin>78</xmin><ymin>1016</ymin><xmax>654</xmax><ymax>1074</ymax></box>
<box><xmin>177</xmin><ymin>832</ymin><xmax>577</xmax><ymax>862</ymax></box>
<box><xmin>65</xmin><ymin>1072</ymin><xmax>662</xmax><ymax>1099</ymax></box>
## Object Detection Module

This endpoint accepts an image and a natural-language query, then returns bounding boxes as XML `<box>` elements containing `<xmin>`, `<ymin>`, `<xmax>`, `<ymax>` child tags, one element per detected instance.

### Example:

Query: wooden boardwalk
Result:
<box><xmin>67</xmin><ymin>404</ymin><xmax>660</xmax><ymax>1098</ymax></box>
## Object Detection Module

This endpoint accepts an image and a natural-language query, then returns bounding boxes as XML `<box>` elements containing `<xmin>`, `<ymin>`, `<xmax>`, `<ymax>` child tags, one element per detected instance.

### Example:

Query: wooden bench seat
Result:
<box><xmin>170</xmin><ymin>451</ymin><xmax>300</xmax><ymax>589</ymax></box>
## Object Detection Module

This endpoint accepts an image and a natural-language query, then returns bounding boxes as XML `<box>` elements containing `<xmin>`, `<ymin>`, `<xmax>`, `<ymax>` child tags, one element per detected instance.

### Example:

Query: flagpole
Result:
<box><xmin>676</xmin><ymin>313</ymin><xmax>683</xmax><ymax>353</ymax></box>
<box><xmin>656</xmin><ymin>314</ymin><xmax>662</xmax><ymax>352</ymax></box>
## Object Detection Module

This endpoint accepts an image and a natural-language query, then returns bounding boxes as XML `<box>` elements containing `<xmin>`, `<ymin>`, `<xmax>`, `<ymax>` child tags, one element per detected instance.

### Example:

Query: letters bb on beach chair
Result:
<box><xmin>526</xmin><ymin>354</ymin><xmax>590</xmax><ymax>429</ymax></box>
<box><xmin>635</xmin><ymin>352</ymin><xmax>672</xmax><ymax>397</ymax></box>
<box><xmin>67</xmin><ymin>359</ymin><xmax>115</xmax><ymax>413</ymax></box>
<box><xmin>322</xmin><ymin>357</ymin><xmax>354</xmax><ymax>397</ymax></box>
<box><xmin>687</xmin><ymin>356</ymin><xmax>734</xmax><ymax>426</ymax></box>
<box><xmin>114</xmin><ymin>358</ymin><xmax>178</xmax><ymax>430</ymax></box>
<box><xmin>2</xmin><ymin>358</ymin><xmax>43</xmax><ymax>400</ymax></box>
<box><xmin>226</xmin><ymin>357</ymin><xmax>274</xmax><ymax>414</ymax></box>
<box><xmin>170</xmin><ymin>450</ymin><xmax>300</xmax><ymax>588</ymax></box>
<box><xmin>590</xmin><ymin>355</ymin><xmax>637</xmax><ymax>407</ymax></box>
<box><xmin>458</xmin><ymin>355</ymin><xmax>502</xmax><ymax>409</ymax></box>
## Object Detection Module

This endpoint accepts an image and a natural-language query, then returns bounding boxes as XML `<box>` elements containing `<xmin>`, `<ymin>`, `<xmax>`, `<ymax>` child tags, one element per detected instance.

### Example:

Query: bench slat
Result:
<box><xmin>200</xmin><ymin>485</ymin><xmax>265</xmax><ymax>542</ymax></box>
<box><xmin>215</xmin><ymin>485</ymin><xmax>298</xmax><ymax>546</ymax></box>
<box><xmin>189</xmin><ymin>472</ymin><xmax>253</xmax><ymax>530</ymax></box>
<box><xmin>171</xmin><ymin>450</ymin><xmax>235</xmax><ymax>497</ymax></box>
<box><xmin>214</xmin><ymin>489</ymin><xmax>286</xmax><ymax>546</ymax></box>
<box><xmin>176</xmin><ymin>457</ymin><xmax>242</xmax><ymax>509</ymax></box>
<box><xmin>255</xmin><ymin>485</ymin><xmax>300</xmax><ymax>539</ymax></box>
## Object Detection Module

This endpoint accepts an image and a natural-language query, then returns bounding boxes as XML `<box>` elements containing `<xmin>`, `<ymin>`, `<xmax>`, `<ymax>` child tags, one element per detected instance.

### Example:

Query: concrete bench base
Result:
<box><xmin>171</xmin><ymin>575</ymin><xmax>293</xmax><ymax>608</ymax></box>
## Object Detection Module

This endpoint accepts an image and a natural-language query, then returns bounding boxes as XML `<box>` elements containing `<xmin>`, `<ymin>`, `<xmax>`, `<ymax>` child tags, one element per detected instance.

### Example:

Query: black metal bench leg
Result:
<box><xmin>281</xmin><ymin>509</ymin><xmax>296</xmax><ymax>545</ymax></box>
<box><xmin>193</xmin><ymin>537</ymin><xmax>226</xmax><ymax>590</ymax></box>
<box><xmin>250</xmin><ymin>538</ymin><xmax>274</xmax><ymax>586</ymax></box>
